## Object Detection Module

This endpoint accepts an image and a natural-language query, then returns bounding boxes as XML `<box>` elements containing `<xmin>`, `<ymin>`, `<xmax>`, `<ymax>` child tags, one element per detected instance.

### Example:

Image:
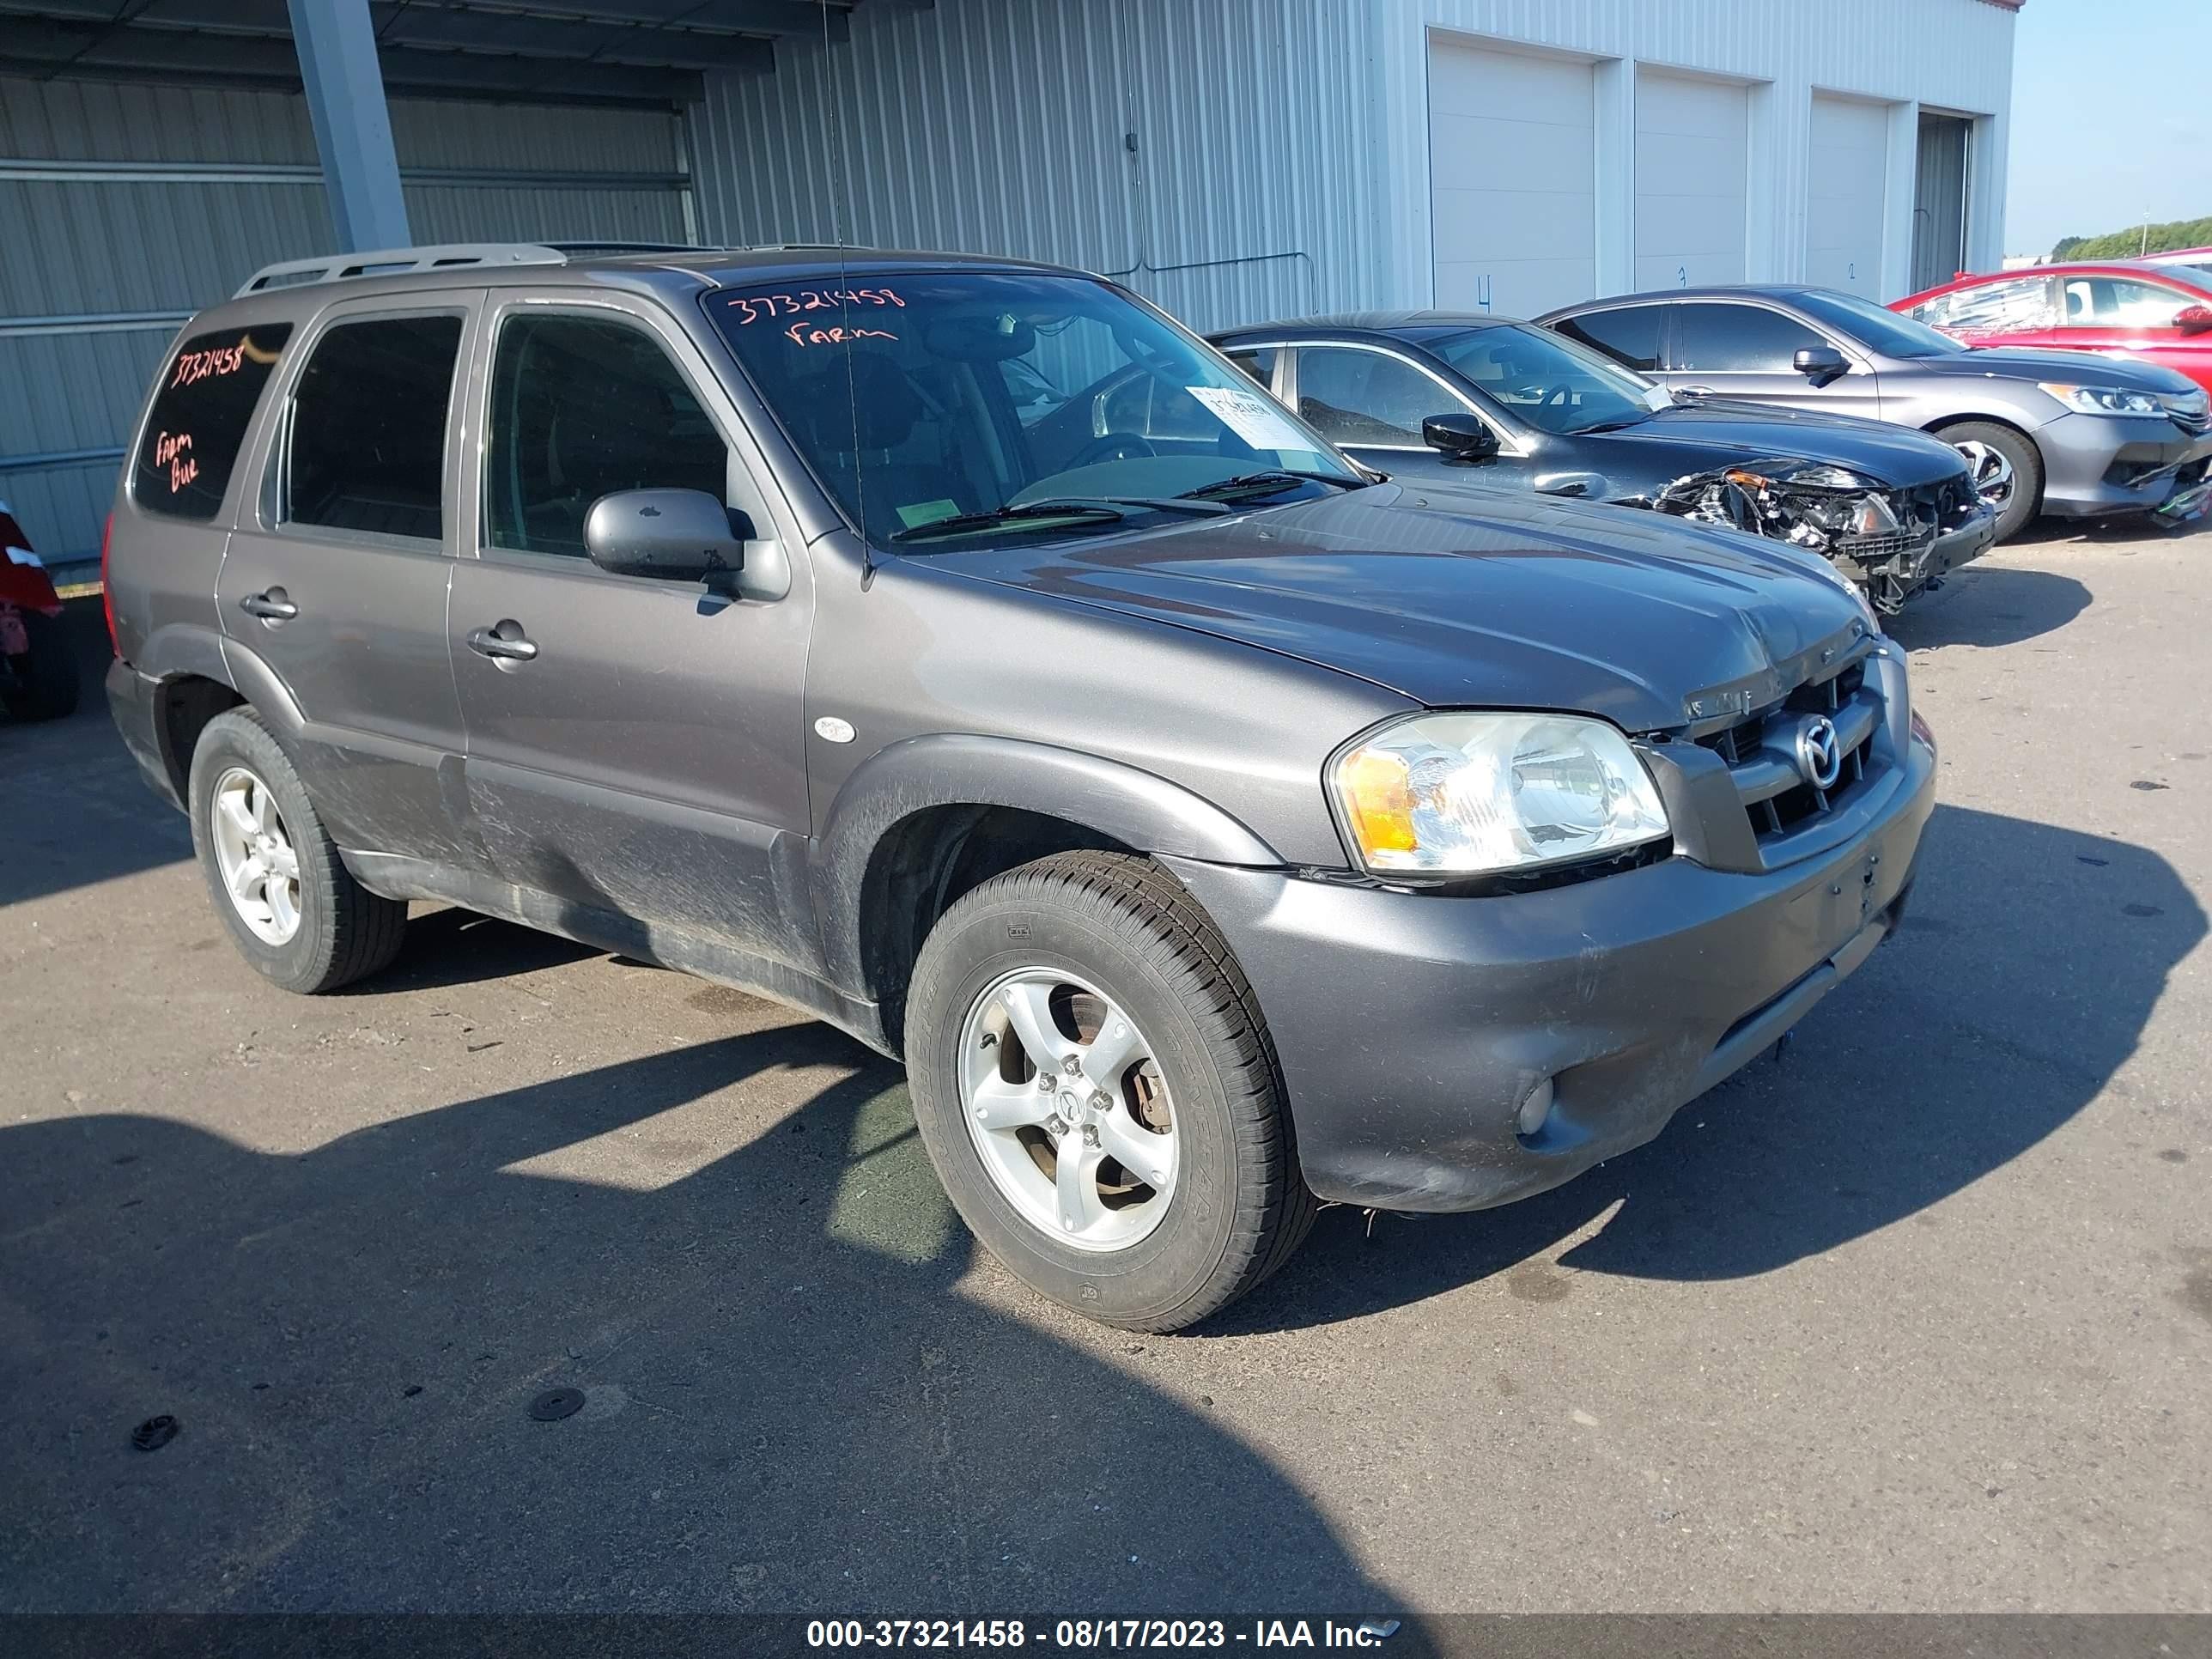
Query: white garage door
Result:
<box><xmin>1806</xmin><ymin>95</ymin><xmax>1890</xmax><ymax>297</ymax></box>
<box><xmin>1632</xmin><ymin>70</ymin><xmax>1747</xmax><ymax>291</ymax></box>
<box><xmin>1428</xmin><ymin>39</ymin><xmax>1595</xmax><ymax>319</ymax></box>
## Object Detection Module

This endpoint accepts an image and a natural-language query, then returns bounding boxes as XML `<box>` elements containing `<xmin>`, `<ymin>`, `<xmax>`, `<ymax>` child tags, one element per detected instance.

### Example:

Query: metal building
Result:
<box><xmin>692</xmin><ymin>0</ymin><xmax>2019</xmax><ymax>331</ymax></box>
<box><xmin>0</xmin><ymin>0</ymin><xmax>2019</xmax><ymax>570</ymax></box>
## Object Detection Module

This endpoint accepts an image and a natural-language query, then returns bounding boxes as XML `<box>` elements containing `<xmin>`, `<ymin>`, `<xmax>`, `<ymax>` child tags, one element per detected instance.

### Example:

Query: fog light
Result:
<box><xmin>1516</xmin><ymin>1077</ymin><xmax>1555</xmax><ymax>1138</ymax></box>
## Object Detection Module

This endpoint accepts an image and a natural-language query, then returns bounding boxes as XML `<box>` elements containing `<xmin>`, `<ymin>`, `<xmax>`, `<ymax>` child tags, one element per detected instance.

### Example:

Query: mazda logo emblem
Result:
<box><xmin>1796</xmin><ymin>717</ymin><xmax>1844</xmax><ymax>791</ymax></box>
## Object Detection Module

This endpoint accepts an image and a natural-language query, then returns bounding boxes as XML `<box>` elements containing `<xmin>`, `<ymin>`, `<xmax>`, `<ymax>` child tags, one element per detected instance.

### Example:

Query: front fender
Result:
<box><xmin>811</xmin><ymin>732</ymin><xmax>1285</xmax><ymax>994</ymax></box>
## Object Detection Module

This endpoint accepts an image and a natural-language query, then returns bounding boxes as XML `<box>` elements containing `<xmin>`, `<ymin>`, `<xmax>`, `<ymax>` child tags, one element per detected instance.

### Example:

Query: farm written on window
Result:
<box><xmin>133</xmin><ymin>325</ymin><xmax>293</xmax><ymax>521</ymax></box>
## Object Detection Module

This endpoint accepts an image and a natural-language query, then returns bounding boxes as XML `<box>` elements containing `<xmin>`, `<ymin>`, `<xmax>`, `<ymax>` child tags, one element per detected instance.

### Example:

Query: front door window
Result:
<box><xmin>1294</xmin><ymin>347</ymin><xmax>1462</xmax><ymax>448</ymax></box>
<box><xmin>484</xmin><ymin>313</ymin><xmax>736</xmax><ymax>557</ymax></box>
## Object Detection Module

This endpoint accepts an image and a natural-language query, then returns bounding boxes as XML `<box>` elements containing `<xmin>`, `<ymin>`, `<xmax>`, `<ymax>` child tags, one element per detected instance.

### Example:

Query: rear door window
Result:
<box><xmin>1906</xmin><ymin>276</ymin><xmax>2059</xmax><ymax>333</ymax></box>
<box><xmin>133</xmin><ymin>324</ymin><xmax>294</xmax><ymax>520</ymax></box>
<box><xmin>285</xmin><ymin>314</ymin><xmax>464</xmax><ymax>542</ymax></box>
<box><xmin>1550</xmin><ymin>307</ymin><xmax>1662</xmax><ymax>373</ymax></box>
<box><xmin>1223</xmin><ymin>346</ymin><xmax>1279</xmax><ymax>392</ymax></box>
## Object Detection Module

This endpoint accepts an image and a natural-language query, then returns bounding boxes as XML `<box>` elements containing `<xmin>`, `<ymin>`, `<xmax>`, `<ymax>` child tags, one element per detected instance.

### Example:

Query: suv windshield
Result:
<box><xmin>706</xmin><ymin>271</ymin><xmax>1362</xmax><ymax>544</ymax></box>
<box><xmin>1795</xmin><ymin>289</ymin><xmax>1965</xmax><ymax>359</ymax></box>
<box><xmin>1425</xmin><ymin>323</ymin><xmax>1668</xmax><ymax>434</ymax></box>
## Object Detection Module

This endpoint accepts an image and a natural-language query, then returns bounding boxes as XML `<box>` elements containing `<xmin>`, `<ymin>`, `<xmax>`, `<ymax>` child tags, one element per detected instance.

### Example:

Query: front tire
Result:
<box><xmin>905</xmin><ymin>851</ymin><xmax>1316</xmax><ymax>1332</ymax></box>
<box><xmin>1938</xmin><ymin>420</ymin><xmax>2041</xmax><ymax>543</ymax></box>
<box><xmin>187</xmin><ymin>708</ymin><xmax>407</xmax><ymax>994</ymax></box>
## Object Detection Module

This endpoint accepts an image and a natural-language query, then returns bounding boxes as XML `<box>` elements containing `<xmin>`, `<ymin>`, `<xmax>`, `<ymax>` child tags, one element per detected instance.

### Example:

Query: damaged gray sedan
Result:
<box><xmin>1208</xmin><ymin>312</ymin><xmax>1999</xmax><ymax>615</ymax></box>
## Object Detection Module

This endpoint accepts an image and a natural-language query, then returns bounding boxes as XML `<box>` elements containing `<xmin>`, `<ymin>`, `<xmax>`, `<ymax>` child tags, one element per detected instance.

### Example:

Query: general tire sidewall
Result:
<box><xmin>908</xmin><ymin>886</ymin><xmax>1245</xmax><ymax>1322</ymax></box>
<box><xmin>187</xmin><ymin>714</ymin><xmax>338</xmax><ymax>993</ymax></box>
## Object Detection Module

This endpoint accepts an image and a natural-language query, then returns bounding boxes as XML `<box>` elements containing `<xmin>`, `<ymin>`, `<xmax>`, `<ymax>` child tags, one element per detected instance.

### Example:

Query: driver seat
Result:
<box><xmin>795</xmin><ymin>349</ymin><xmax>969</xmax><ymax>532</ymax></box>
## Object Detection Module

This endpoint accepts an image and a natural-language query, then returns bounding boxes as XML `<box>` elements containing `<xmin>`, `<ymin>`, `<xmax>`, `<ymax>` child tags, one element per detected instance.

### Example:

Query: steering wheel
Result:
<box><xmin>1071</xmin><ymin>432</ymin><xmax>1158</xmax><ymax>466</ymax></box>
<box><xmin>1542</xmin><ymin>384</ymin><xmax>1574</xmax><ymax>409</ymax></box>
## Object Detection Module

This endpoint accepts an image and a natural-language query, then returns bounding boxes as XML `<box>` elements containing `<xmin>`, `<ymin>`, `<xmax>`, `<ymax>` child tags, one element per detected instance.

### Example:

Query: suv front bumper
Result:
<box><xmin>1163</xmin><ymin>733</ymin><xmax>1935</xmax><ymax>1213</ymax></box>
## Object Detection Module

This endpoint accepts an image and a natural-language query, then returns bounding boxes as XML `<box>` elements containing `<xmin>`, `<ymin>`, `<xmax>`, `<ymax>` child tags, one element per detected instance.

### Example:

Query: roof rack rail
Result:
<box><xmin>544</xmin><ymin>240</ymin><xmax>699</xmax><ymax>254</ymax></box>
<box><xmin>234</xmin><ymin>242</ymin><xmax>570</xmax><ymax>297</ymax></box>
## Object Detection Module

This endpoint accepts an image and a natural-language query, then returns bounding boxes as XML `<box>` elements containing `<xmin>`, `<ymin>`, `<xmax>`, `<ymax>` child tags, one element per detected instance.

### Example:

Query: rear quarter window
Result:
<box><xmin>1551</xmin><ymin>307</ymin><xmax>1662</xmax><ymax>373</ymax></box>
<box><xmin>133</xmin><ymin>324</ymin><xmax>293</xmax><ymax>520</ymax></box>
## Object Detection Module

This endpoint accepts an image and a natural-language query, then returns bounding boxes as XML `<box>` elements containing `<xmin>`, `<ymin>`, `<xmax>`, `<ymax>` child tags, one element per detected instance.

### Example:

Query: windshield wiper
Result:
<box><xmin>1571</xmin><ymin>415</ymin><xmax>1650</xmax><ymax>434</ymax></box>
<box><xmin>1177</xmin><ymin>469</ymin><xmax>1358</xmax><ymax>501</ymax></box>
<box><xmin>887</xmin><ymin>495</ymin><xmax>1224</xmax><ymax>544</ymax></box>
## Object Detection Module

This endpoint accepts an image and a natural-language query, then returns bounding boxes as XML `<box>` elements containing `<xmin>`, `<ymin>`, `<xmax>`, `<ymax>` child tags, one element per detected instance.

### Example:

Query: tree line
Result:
<box><xmin>2051</xmin><ymin>216</ymin><xmax>2212</xmax><ymax>261</ymax></box>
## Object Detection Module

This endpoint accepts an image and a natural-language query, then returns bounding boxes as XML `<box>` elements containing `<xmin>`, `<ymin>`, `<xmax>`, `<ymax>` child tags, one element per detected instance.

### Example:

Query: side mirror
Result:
<box><xmin>2175</xmin><ymin>305</ymin><xmax>2212</xmax><ymax>337</ymax></box>
<box><xmin>585</xmin><ymin>489</ymin><xmax>749</xmax><ymax>587</ymax></box>
<box><xmin>1794</xmin><ymin>344</ymin><xmax>1850</xmax><ymax>381</ymax></box>
<box><xmin>1421</xmin><ymin>412</ymin><xmax>1500</xmax><ymax>461</ymax></box>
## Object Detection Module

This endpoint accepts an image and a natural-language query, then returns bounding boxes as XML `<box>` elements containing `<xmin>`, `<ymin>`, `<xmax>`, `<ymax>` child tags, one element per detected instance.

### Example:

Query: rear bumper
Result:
<box><xmin>2039</xmin><ymin>413</ymin><xmax>2212</xmax><ymax>518</ymax></box>
<box><xmin>1164</xmin><ymin>734</ymin><xmax>1936</xmax><ymax>1214</ymax></box>
<box><xmin>106</xmin><ymin>658</ymin><xmax>181</xmax><ymax>811</ymax></box>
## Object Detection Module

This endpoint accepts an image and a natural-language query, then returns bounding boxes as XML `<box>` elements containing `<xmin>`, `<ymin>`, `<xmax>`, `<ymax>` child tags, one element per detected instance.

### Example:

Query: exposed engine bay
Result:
<box><xmin>1640</xmin><ymin>459</ymin><xmax>1996</xmax><ymax>616</ymax></box>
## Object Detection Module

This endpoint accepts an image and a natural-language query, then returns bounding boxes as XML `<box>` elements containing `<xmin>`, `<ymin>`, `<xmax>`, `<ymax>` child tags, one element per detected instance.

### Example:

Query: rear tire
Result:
<box><xmin>905</xmin><ymin>851</ymin><xmax>1316</xmax><ymax>1332</ymax></box>
<box><xmin>1</xmin><ymin>609</ymin><xmax>81</xmax><ymax>721</ymax></box>
<box><xmin>187</xmin><ymin>708</ymin><xmax>408</xmax><ymax>994</ymax></box>
<box><xmin>1937</xmin><ymin>420</ymin><xmax>2041</xmax><ymax>544</ymax></box>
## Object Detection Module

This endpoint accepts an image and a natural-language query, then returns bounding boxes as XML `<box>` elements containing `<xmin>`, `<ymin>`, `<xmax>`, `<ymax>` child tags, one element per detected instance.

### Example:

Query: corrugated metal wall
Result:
<box><xmin>690</xmin><ymin>0</ymin><xmax>2014</xmax><ymax>328</ymax></box>
<box><xmin>690</xmin><ymin>0</ymin><xmax>1396</xmax><ymax>337</ymax></box>
<box><xmin>0</xmin><ymin>76</ymin><xmax>691</xmax><ymax>564</ymax></box>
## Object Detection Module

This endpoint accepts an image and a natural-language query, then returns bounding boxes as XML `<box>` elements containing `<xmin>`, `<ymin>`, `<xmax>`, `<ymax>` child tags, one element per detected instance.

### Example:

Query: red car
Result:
<box><xmin>1892</xmin><ymin>262</ymin><xmax>2212</xmax><ymax>397</ymax></box>
<box><xmin>0</xmin><ymin>502</ymin><xmax>81</xmax><ymax>722</ymax></box>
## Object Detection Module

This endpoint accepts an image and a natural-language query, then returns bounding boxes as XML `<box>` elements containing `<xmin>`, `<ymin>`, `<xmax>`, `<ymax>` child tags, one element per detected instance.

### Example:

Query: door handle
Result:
<box><xmin>239</xmin><ymin>588</ymin><xmax>298</xmax><ymax>621</ymax></box>
<box><xmin>466</xmin><ymin>623</ymin><xmax>538</xmax><ymax>663</ymax></box>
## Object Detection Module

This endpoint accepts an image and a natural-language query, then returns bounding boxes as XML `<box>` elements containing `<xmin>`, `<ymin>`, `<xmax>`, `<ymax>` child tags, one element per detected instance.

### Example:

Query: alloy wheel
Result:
<box><xmin>210</xmin><ymin>765</ymin><xmax>303</xmax><ymax>945</ymax></box>
<box><xmin>957</xmin><ymin>966</ymin><xmax>1179</xmax><ymax>1253</ymax></box>
<box><xmin>1954</xmin><ymin>438</ymin><xmax>2015</xmax><ymax>513</ymax></box>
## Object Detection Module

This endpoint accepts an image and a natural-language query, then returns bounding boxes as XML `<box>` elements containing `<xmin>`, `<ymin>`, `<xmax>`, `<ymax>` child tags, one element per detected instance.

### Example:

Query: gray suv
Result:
<box><xmin>1539</xmin><ymin>284</ymin><xmax>2212</xmax><ymax>541</ymax></box>
<box><xmin>105</xmin><ymin>244</ymin><xmax>1936</xmax><ymax>1330</ymax></box>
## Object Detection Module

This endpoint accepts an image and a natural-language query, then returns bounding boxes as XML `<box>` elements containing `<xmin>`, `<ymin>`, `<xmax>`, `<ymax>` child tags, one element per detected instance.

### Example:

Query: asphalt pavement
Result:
<box><xmin>3</xmin><ymin>515</ymin><xmax>2208</xmax><ymax>1622</ymax></box>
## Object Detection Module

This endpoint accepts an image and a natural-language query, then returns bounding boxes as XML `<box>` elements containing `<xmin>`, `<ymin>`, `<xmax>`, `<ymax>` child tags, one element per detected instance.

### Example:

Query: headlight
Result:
<box><xmin>1330</xmin><ymin>712</ymin><xmax>1670</xmax><ymax>877</ymax></box>
<box><xmin>1721</xmin><ymin>463</ymin><xmax>1877</xmax><ymax>493</ymax></box>
<box><xmin>1777</xmin><ymin>463</ymin><xmax>1877</xmax><ymax>490</ymax></box>
<box><xmin>2037</xmin><ymin>382</ymin><xmax>2163</xmax><ymax>416</ymax></box>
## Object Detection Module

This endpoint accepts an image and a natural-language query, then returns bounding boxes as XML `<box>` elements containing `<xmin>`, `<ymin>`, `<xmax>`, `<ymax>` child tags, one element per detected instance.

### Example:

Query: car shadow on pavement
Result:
<box><xmin>339</xmin><ymin>906</ymin><xmax>603</xmax><ymax>994</ymax></box>
<box><xmin>0</xmin><ymin>1029</ymin><xmax>1420</xmax><ymax>1628</ymax></box>
<box><xmin>1883</xmin><ymin>564</ymin><xmax>2090</xmax><ymax>650</ymax></box>
<box><xmin>1</xmin><ymin>600</ymin><xmax>193</xmax><ymax>907</ymax></box>
<box><xmin>2009</xmin><ymin>513</ymin><xmax>2202</xmax><ymax>549</ymax></box>
<box><xmin>1218</xmin><ymin>802</ymin><xmax>2203</xmax><ymax>1333</ymax></box>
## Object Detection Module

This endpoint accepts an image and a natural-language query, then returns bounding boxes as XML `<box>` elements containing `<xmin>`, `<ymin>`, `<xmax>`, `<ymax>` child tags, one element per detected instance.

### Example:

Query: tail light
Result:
<box><xmin>100</xmin><ymin>511</ymin><xmax>118</xmax><ymax>657</ymax></box>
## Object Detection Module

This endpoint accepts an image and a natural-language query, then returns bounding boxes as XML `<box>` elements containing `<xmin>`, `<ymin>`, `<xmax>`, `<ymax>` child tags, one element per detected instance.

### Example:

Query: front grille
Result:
<box><xmin>1694</xmin><ymin>659</ymin><xmax>1885</xmax><ymax>849</ymax></box>
<box><xmin>1832</xmin><ymin>528</ymin><xmax>1923</xmax><ymax>564</ymax></box>
<box><xmin>2164</xmin><ymin>394</ymin><xmax>2209</xmax><ymax>436</ymax></box>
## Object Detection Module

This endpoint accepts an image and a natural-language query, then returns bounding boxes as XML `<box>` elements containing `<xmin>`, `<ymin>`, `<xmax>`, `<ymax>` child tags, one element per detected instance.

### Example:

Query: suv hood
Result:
<box><xmin>1601</xmin><ymin>399</ymin><xmax>1967</xmax><ymax>487</ymax></box>
<box><xmin>938</xmin><ymin>481</ymin><xmax>1869</xmax><ymax>732</ymax></box>
<box><xmin>1911</xmin><ymin>345</ymin><xmax>2198</xmax><ymax>393</ymax></box>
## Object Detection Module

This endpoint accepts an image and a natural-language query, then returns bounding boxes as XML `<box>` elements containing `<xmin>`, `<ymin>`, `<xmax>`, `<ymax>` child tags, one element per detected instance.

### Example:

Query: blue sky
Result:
<box><xmin>2005</xmin><ymin>0</ymin><xmax>2212</xmax><ymax>255</ymax></box>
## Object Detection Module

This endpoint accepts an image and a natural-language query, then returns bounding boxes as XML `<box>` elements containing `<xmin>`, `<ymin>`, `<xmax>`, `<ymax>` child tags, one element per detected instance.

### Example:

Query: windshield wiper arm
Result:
<box><xmin>1177</xmin><ymin>469</ymin><xmax>1358</xmax><ymax>501</ymax></box>
<box><xmin>889</xmin><ymin>501</ymin><xmax>1128</xmax><ymax>544</ymax></box>
<box><xmin>1049</xmin><ymin>493</ymin><xmax>1232</xmax><ymax>517</ymax></box>
<box><xmin>1572</xmin><ymin>416</ymin><xmax>1650</xmax><ymax>434</ymax></box>
<box><xmin>886</xmin><ymin>494</ymin><xmax>1229</xmax><ymax>545</ymax></box>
